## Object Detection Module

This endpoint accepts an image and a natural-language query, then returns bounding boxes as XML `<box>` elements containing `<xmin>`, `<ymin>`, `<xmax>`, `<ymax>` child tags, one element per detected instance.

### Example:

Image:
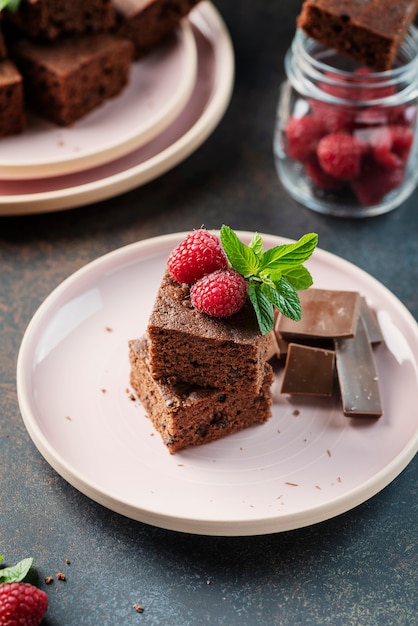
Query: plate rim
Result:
<box><xmin>16</xmin><ymin>231</ymin><xmax>418</xmax><ymax>536</ymax></box>
<box><xmin>0</xmin><ymin>1</ymin><xmax>234</xmax><ymax>214</ymax></box>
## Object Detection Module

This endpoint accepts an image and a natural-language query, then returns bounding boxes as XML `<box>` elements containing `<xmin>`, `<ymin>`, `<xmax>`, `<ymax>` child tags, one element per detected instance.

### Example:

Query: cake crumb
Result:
<box><xmin>315</xmin><ymin>485</ymin><xmax>322</xmax><ymax>490</ymax></box>
<box><xmin>327</xmin><ymin>449</ymin><xmax>332</xmax><ymax>457</ymax></box>
<box><xmin>65</xmin><ymin>415</ymin><xmax>72</xmax><ymax>421</ymax></box>
<box><xmin>101</xmin><ymin>388</ymin><xmax>107</xmax><ymax>394</ymax></box>
<box><xmin>292</xmin><ymin>409</ymin><xmax>300</xmax><ymax>416</ymax></box>
<box><xmin>133</xmin><ymin>604</ymin><xmax>144</xmax><ymax>613</ymax></box>
<box><xmin>56</xmin><ymin>572</ymin><xmax>66</xmax><ymax>581</ymax></box>
<box><xmin>65</xmin><ymin>559</ymin><xmax>71</xmax><ymax>565</ymax></box>
<box><xmin>105</xmin><ymin>326</ymin><xmax>113</xmax><ymax>332</ymax></box>
<box><xmin>44</xmin><ymin>576</ymin><xmax>53</xmax><ymax>584</ymax></box>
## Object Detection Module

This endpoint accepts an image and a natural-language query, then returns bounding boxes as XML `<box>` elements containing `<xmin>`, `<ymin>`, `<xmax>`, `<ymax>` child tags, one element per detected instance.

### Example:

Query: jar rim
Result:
<box><xmin>286</xmin><ymin>26</ymin><xmax>418</xmax><ymax>105</ymax></box>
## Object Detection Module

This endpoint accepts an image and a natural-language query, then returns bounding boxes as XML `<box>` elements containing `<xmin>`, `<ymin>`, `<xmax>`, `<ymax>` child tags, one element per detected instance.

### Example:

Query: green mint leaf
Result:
<box><xmin>271</xmin><ymin>277</ymin><xmax>302</xmax><ymax>321</ymax></box>
<box><xmin>282</xmin><ymin>265</ymin><xmax>313</xmax><ymax>290</ymax></box>
<box><xmin>248</xmin><ymin>281</ymin><xmax>275</xmax><ymax>335</ymax></box>
<box><xmin>0</xmin><ymin>556</ymin><xmax>3</xmax><ymax>564</ymax></box>
<box><xmin>0</xmin><ymin>0</ymin><xmax>21</xmax><ymax>12</ymax></box>
<box><xmin>220</xmin><ymin>225</ymin><xmax>260</xmax><ymax>277</ymax></box>
<box><xmin>0</xmin><ymin>557</ymin><xmax>33</xmax><ymax>583</ymax></box>
<box><xmin>248</xmin><ymin>232</ymin><xmax>264</xmax><ymax>259</ymax></box>
<box><xmin>260</xmin><ymin>233</ymin><xmax>318</xmax><ymax>270</ymax></box>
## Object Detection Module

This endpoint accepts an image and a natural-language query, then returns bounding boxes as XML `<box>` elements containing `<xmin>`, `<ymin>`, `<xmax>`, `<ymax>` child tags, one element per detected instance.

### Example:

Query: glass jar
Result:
<box><xmin>274</xmin><ymin>27</ymin><xmax>418</xmax><ymax>217</ymax></box>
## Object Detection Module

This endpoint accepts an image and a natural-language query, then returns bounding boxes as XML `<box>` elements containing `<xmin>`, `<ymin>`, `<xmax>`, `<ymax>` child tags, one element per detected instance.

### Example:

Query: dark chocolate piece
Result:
<box><xmin>276</xmin><ymin>288</ymin><xmax>360</xmax><ymax>339</ymax></box>
<box><xmin>281</xmin><ymin>343</ymin><xmax>336</xmax><ymax>396</ymax></box>
<box><xmin>297</xmin><ymin>0</ymin><xmax>418</xmax><ymax>70</ymax></box>
<box><xmin>335</xmin><ymin>316</ymin><xmax>383</xmax><ymax>418</ymax></box>
<box><xmin>360</xmin><ymin>297</ymin><xmax>384</xmax><ymax>344</ymax></box>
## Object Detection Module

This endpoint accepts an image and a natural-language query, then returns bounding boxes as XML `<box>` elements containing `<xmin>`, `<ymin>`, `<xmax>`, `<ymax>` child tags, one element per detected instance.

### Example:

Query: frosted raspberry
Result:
<box><xmin>304</xmin><ymin>158</ymin><xmax>344</xmax><ymax>191</ymax></box>
<box><xmin>368</xmin><ymin>125</ymin><xmax>414</xmax><ymax>169</ymax></box>
<box><xmin>284</xmin><ymin>115</ymin><xmax>326</xmax><ymax>162</ymax></box>
<box><xmin>167</xmin><ymin>229</ymin><xmax>228</xmax><ymax>284</ymax></box>
<box><xmin>351</xmin><ymin>158</ymin><xmax>405</xmax><ymax>206</ymax></box>
<box><xmin>317</xmin><ymin>132</ymin><xmax>368</xmax><ymax>179</ymax></box>
<box><xmin>0</xmin><ymin>582</ymin><xmax>48</xmax><ymax>626</ymax></box>
<box><xmin>190</xmin><ymin>269</ymin><xmax>247</xmax><ymax>317</ymax></box>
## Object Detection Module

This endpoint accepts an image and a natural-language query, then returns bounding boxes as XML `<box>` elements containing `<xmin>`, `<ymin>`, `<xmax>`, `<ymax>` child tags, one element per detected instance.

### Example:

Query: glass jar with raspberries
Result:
<box><xmin>274</xmin><ymin>26</ymin><xmax>418</xmax><ymax>217</ymax></box>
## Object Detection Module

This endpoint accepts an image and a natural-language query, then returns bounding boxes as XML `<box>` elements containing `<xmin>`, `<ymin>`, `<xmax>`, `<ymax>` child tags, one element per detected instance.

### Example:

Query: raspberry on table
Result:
<box><xmin>284</xmin><ymin>114</ymin><xmax>326</xmax><ymax>162</ymax></box>
<box><xmin>317</xmin><ymin>132</ymin><xmax>368</xmax><ymax>179</ymax></box>
<box><xmin>190</xmin><ymin>269</ymin><xmax>248</xmax><ymax>317</ymax></box>
<box><xmin>0</xmin><ymin>582</ymin><xmax>48</xmax><ymax>626</ymax></box>
<box><xmin>167</xmin><ymin>229</ymin><xmax>228</xmax><ymax>285</ymax></box>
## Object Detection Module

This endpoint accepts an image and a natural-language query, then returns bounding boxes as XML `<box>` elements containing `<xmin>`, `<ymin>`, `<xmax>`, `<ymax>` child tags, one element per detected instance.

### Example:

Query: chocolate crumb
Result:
<box><xmin>327</xmin><ymin>449</ymin><xmax>332</xmax><ymax>457</ymax></box>
<box><xmin>56</xmin><ymin>572</ymin><xmax>66</xmax><ymax>581</ymax></box>
<box><xmin>285</xmin><ymin>481</ymin><xmax>299</xmax><ymax>487</ymax></box>
<box><xmin>105</xmin><ymin>326</ymin><xmax>113</xmax><ymax>332</ymax></box>
<box><xmin>44</xmin><ymin>576</ymin><xmax>53</xmax><ymax>584</ymax></box>
<box><xmin>65</xmin><ymin>415</ymin><xmax>71</xmax><ymax>421</ymax></box>
<box><xmin>101</xmin><ymin>388</ymin><xmax>107</xmax><ymax>394</ymax></box>
<box><xmin>292</xmin><ymin>409</ymin><xmax>300</xmax><ymax>416</ymax></box>
<box><xmin>133</xmin><ymin>604</ymin><xmax>144</xmax><ymax>613</ymax></box>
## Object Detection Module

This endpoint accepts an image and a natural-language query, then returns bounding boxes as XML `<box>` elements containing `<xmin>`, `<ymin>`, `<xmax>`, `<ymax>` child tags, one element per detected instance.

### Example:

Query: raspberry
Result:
<box><xmin>167</xmin><ymin>229</ymin><xmax>228</xmax><ymax>284</ymax></box>
<box><xmin>0</xmin><ymin>582</ymin><xmax>48</xmax><ymax>626</ymax></box>
<box><xmin>304</xmin><ymin>158</ymin><xmax>344</xmax><ymax>191</ymax></box>
<box><xmin>284</xmin><ymin>115</ymin><xmax>326</xmax><ymax>162</ymax></box>
<box><xmin>351</xmin><ymin>158</ymin><xmax>405</xmax><ymax>206</ymax></box>
<box><xmin>368</xmin><ymin>125</ymin><xmax>414</xmax><ymax>169</ymax></box>
<box><xmin>317</xmin><ymin>132</ymin><xmax>368</xmax><ymax>179</ymax></box>
<box><xmin>190</xmin><ymin>269</ymin><xmax>247</xmax><ymax>317</ymax></box>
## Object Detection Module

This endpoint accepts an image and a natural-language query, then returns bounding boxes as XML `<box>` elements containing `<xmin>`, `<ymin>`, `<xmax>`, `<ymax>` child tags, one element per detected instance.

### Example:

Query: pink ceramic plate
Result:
<box><xmin>17</xmin><ymin>232</ymin><xmax>418</xmax><ymax>536</ymax></box>
<box><xmin>0</xmin><ymin>2</ymin><xmax>234</xmax><ymax>213</ymax></box>
<box><xmin>0</xmin><ymin>21</ymin><xmax>197</xmax><ymax>179</ymax></box>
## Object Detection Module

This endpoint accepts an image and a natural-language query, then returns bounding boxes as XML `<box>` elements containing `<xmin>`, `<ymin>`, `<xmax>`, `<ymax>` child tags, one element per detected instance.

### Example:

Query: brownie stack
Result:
<box><xmin>129</xmin><ymin>270</ymin><xmax>274</xmax><ymax>454</ymax></box>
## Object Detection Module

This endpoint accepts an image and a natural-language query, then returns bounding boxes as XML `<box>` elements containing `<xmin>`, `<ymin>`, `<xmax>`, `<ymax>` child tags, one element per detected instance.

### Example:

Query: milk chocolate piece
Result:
<box><xmin>297</xmin><ymin>0</ymin><xmax>418</xmax><ymax>70</ymax></box>
<box><xmin>281</xmin><ymin>343</ymin><xmax>336</xmax><ymax>396</ymax></box>
<box><xmin>335</xmin><ymin>316</ymin><xmax>383</xmax><ymax>418</ymax></box>
<box><xmin>360</xmin><ymin>297</ymin><xmax>384</xmax><ymax>344</ymax></box>
<box><xmin>276</xmin><ymin>288</ymin><xmax>360</xmax><ymax>339</ymax></box>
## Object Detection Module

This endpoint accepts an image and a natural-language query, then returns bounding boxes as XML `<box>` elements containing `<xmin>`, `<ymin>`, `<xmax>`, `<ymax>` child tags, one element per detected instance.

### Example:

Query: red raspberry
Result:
<box><xmin>368</xmin><ymin>125</ymin><xmax>414</xmax><ymax>169</ymax></box>
<box><xmin>167</xmin><ymin>229</ymin><xmax>228</xmax><ymax>284</ymax></box>
<box><xmin>351</xmin><ymin>158</ymin><xmax>405</xmax><ymax>206</ymax></box>
<box><xmin>317</xmin><ymin>132</ymin><xmax>368</xmax><ymax>179</ymax></box>
<box><xmin>304</xmin><ymin>158</ymin><xmax>344</xmax><ymax>191</ymax></box>
<box><xmin>284</xmin><ymin>115</ymin><xmax>326</xmax><ymax>162</ymax></box>
<box><xmin>0</xmin><ymin>582</ymin><xmax>48</xmax><ymax>626</ymax></box>
<box><xmin>190</xmin><ymin>269</ymin><xmax>247</xmax><ymax>317</ymax></box>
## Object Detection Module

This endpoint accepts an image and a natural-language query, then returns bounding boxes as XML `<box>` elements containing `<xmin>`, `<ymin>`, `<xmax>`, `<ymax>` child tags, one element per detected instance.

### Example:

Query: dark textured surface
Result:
<box><xmin>0</xmin><ymin>1</ymin><xmax>417</xmax><ymax>624</ymax></box>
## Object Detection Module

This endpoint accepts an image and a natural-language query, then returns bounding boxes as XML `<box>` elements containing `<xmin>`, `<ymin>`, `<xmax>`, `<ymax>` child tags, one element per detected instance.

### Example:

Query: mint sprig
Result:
<box><xmin>220</xmin><ymin>226</ymin><xmax>318</xmax><ymax>335</ymax></box>
<box><xmin>0</xmin><ymin>556</ymin><xmax>33</xmax><ymax>583</ymax></box>
<box><xmin>0</xmin><ymin>0</ymin><xmax>21</xmax><ymax>12</ymax></box>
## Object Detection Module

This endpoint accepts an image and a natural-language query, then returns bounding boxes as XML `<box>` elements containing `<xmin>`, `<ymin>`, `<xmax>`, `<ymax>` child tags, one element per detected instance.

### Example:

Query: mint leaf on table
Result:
<box><xmin>220</xmin><ymin>225</ymin><xmax>318</xmax><ymax>335</ymax></box>
<box><xmin>0</xmin><ymin>557</ymin><xmax>33</xmax><ymax>583</ymax></box>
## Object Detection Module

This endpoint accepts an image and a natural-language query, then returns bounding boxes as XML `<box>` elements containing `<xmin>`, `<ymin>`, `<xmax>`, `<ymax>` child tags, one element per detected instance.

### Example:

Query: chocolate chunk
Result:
<box><xmin>281</xmin><ymin>343</ymin><xmax>336</xmax><ymax>396</ymax></box>
<box><xmin>276</xmin><ymin>288</ymin><xmax>360</xmax><ymax>339</ymax></box>
<box><xmin>335</xmin><ymin>316</ymin><xmax>383</xmax><ymax>418</ymax></box>
<box><xmin>360</xmin><ymin>297</ymin><xmax>384</xmax><ymax>344</ymax></box>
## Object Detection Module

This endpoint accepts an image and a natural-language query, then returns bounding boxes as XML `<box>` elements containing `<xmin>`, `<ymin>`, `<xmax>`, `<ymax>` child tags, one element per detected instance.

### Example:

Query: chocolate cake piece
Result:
<box><xmin>0</xmin><ymin>59</ymin><xmax>25</xmax><ymax>137</ymax></box>
<box><xmin>4</xmin><ymin>0</ymin><xmax>115</xmax><ymax>40</ymax></box>
<box><xmin>113</xmin><ymin>0</ymin><xmax>201</xmax><ymax>59</ymax></box>
<box><xmin>129</xmin><ymin>337</ymin><xmax>274</xmax><ymax>454</ymax></box>
<box><xmin>297</xmin><ymin>0</ymin><xmax>418</xmax><ymax>70</ymax></box>
<box><xmin>11</xmin><ymin>33</ymin><xmax>133</xmax><ymax>126</ymax></box>
<box><xmin>147</xmin><ymin>270</ymin><xmax>272</xmax><ymax>394</ymax></box>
